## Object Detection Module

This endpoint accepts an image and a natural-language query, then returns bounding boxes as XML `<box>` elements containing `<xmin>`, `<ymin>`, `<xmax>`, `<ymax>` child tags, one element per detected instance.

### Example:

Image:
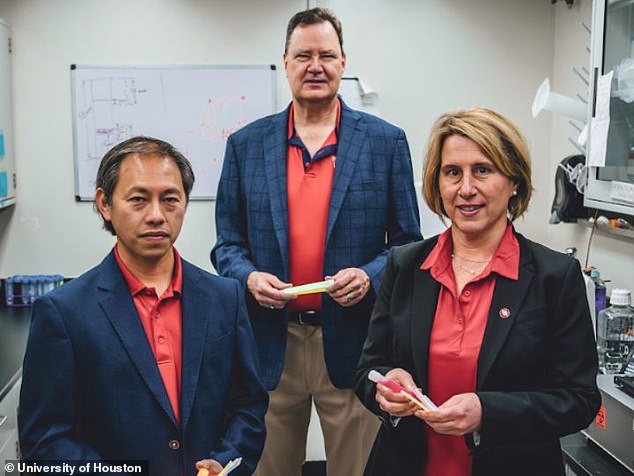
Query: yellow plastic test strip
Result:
<box><xmin>401</xmin><ymin>391</ymin><xmax>432</xmax><ymax>412</ymax></box>
<box><xmin>282</xmin><ymin>279</ymin><xmax>334</xmax><ymax>296</ymax></box>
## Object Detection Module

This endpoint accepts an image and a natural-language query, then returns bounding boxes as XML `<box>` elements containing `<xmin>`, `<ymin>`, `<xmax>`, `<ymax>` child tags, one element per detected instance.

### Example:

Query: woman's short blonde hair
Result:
<box><xmin>422</xmin><ymin>108</ymin><xmax>533</xmax><ymax>222</ymax></box>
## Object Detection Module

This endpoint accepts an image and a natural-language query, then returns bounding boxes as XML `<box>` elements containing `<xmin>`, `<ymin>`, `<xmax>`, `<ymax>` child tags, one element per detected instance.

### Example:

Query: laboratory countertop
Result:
<box><xmin>561</xmin><ymin>432</ymin><xmax>633</xmax><ymax>475</ymax></box>
<box><xmin>0</xmin><ymin>306</ymin><xmax>31</xmax><ymax>400</ymax></box>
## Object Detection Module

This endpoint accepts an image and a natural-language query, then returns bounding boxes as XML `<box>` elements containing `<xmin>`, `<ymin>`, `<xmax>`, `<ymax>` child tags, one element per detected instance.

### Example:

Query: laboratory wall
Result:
<box><xmin>0</xmin><ymin>0</ymin><xmax>556</xmax><ymax>277</ymax></box>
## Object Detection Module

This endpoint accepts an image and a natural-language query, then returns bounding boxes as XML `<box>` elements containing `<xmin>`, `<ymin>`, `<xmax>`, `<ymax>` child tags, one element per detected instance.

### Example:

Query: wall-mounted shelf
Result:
<box><xmin>0</xmin><ymin>197</ymin><xmax>15</xmax><ymax>210</ymax></box>
<box><xmin>579</xmin><ymin>219</ymin><xmax>634</xmax><ymax>242</ymax></box>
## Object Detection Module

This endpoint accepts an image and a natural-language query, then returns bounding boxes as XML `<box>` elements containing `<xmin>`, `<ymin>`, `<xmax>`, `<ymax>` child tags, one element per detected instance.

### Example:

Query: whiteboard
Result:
<box><xmin>71</xmin><ymin>65</ymin><xmax>276</xmax><ymax>200</ymax></box>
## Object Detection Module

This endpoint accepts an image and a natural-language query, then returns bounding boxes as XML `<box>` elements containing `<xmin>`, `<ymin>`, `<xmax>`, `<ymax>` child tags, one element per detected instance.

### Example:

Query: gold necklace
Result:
<box><xmin>451</xmin><ymin>253</ymin><xmax>491</xmax><ymax>275</ymax></box>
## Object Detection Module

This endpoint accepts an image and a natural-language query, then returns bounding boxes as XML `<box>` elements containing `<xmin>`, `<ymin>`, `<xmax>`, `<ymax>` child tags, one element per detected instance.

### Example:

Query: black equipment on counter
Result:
<box><xmin>550</xmin><ymin>154</ymin><xmax>589</xmax><ymax>224</ymax></box>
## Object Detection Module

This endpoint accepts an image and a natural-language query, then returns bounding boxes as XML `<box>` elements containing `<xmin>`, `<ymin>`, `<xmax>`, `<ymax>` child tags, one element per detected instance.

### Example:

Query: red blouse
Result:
<box><xmin>419</xmin><ymin>224</ymin><xmax>519</xmax><ymax>475</ymax></box>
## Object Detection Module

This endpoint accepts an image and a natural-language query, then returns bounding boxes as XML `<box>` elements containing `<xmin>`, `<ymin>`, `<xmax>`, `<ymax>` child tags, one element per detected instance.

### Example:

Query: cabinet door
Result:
<box><xmin>0</xmin><ymin>378</ymin><xmax>21</xmax><ymax>460</ymax></box>
<box><xmin>585</xmin><ymin>0</ymin><xmax>634</xmax><ymax>215</ymax></box>
<box><xmin>0</xmin><ymin>428</ymin><xmax>18</xmax><ymax>462</ymax></box>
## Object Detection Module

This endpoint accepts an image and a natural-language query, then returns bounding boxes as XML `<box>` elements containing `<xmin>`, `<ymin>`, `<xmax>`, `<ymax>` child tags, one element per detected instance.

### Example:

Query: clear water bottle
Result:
<box><xmin>597</xmin><ymin>288</ymin><xmax>634</xmax><ymax>374</ymax></box>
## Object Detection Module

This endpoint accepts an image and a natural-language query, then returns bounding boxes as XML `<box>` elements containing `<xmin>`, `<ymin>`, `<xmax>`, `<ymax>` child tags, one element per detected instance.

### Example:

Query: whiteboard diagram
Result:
<box><xmin>71</xmin><ymin>65</ymin><xmax>276</xmax><ymax>200</ymax></box>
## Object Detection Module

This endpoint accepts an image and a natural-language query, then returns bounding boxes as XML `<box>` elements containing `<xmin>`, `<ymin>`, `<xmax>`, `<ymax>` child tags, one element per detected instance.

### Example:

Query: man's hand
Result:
<box><xmin>247</xmin><ymin>271</ymin><xmax>294</xmax><ymax>309</ymax></box>
<box><xmin>195</xmin><ymin>459</ymin><xmax>224</xmax><ymax>476</ymax></box>
<box><xmin>374</xmin><ymin>368</ymin><xmax>420</xmax><ymax>417</ymax></box>
<box><xmin>415</xmin><ymin>392</ymin><xmax>482</xmax><ymax>435</ymax></box>
<box><xmin>326</xmin><ymin>268</ymin><xmax>371</xmax><ymax>307</ymax></box>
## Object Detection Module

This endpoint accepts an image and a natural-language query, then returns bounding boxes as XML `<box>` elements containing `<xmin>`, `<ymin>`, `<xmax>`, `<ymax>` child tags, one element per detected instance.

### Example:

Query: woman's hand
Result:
<box><xmin>374</xmin><ymin>368</ymin><xmax>420</xmax><ymax>417</ymax></box>
<box><xmin>415</xmin><ymin>392</ymin><xmax>482</xmax><ymax>435</ymax></box>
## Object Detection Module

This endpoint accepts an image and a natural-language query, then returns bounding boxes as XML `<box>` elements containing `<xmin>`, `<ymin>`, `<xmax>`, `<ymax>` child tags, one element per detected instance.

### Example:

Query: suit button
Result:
<box><xmin>168</xmin><ymin>439</ymin><xmax>180</xmax><ymax>450</ymax></box>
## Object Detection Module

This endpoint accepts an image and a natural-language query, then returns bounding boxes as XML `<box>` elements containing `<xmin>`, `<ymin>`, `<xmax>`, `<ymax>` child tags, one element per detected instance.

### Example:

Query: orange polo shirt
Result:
<box><xmin>114</xmin><ymin>245</ymin><xmax>183</xmax><ymax>423</ymax></box>
<box><xmin>286</xmin><ymin>100</ymin><xmax>340</xmax><ymax>312</ymax></box>
<box><xmin>420</xmin><ymin>224</ymin><xmax>519</xmax><ymax>476</ymax></box>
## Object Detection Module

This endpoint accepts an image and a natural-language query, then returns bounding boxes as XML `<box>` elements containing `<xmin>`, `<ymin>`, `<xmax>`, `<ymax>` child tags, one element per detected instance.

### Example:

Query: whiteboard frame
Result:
<box><xmin>70</xmin><ymin>64</ymin><xmax>276</xmax><ymax>201</ymax></box>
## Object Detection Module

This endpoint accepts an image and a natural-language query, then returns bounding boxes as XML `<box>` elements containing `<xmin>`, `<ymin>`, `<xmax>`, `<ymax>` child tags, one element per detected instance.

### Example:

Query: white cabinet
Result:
<box><xmin>0</xmin><ymin>377</ymin><xmax>21</xmax><ymax>462</ymax></box>
<box><xmin>0</xmin><ymin>18</ymin><xmax>15</xmax><ymax>209</ymax></box>
<box><xmin>585</xmin><ymin>0</ymin><xmax>634</xmax><ymax>215</ymax></box>
<box><xmin>0</xmin><ymin>429</ymin><xmax>18</xmax><ymax>464</ymax></box>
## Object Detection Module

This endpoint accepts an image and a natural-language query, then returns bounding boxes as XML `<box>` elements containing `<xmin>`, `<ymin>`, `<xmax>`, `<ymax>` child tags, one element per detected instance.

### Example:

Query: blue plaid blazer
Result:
<box><xmin>211</xmin><ymin>99</ymin><xmax>422</xmax><ymax>389</ymax></box>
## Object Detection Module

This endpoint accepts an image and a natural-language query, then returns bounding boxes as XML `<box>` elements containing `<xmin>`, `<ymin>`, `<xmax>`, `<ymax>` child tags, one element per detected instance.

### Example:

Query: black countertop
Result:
<box><xmin>562</xmin><ymin>432</ymin><xmax>633</xmax><ymax>475</ymax></box>
<box><xmin>0</xmin><ymin>306</ymin><xmax>31</xmax><ymax>399</ymax></box>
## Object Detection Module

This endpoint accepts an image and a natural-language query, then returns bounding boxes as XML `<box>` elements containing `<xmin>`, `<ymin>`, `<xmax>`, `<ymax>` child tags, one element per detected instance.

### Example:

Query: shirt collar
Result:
<box><xmin>287</xmin><ymin>99</ymin><xmax>342</xmax><ymax>168</ymax></box>
<box><xmin>114</xmin><ymin>245</ymin><xmax>183</xmax><ymax>298</ymax></box>
<box><xmin>421</xmin><ymin>223</ymin><xmax>519</xmax><ymax>281</ymax></box>
<box><xmin>287</xmin><ymin>97</ymin><xmax>342</xmax><ymax>140</ymax></box>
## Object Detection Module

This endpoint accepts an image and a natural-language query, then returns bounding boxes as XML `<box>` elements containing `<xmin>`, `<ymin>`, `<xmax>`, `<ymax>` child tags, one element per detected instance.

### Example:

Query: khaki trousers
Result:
<box><xmin>254</xmin><ymin>322</ymin><xmax>379</xmax><ymax>476</ymax></box>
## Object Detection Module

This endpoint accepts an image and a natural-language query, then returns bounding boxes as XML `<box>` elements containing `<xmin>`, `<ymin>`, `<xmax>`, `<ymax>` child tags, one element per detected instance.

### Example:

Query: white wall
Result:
<box><xmin>0</xmin><ymin>0</ymin><xmax>301</xmax><ymax>275</ymax></box>
<box><xmin>0</xmin><ymin>0</ymin><xmax>556</xmax><ymax>277</ymax></box>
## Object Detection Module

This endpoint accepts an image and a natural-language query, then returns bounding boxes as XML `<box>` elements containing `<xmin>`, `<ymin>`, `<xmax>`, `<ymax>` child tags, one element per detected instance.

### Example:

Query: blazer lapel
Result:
<box><xmin>411</xmin><ymin>264</ymin><xmax>440</xmax><ymax>390</ymax></box>
<box><xmin>325</xmin><ymin>102</ymin><xmax>365</xmax><ymax>245</ymax></box>
<box><xmin>179</xmin><ymin>264</ymin><xmax>209</xmax><ymax>430</ymax></box>
<box><xmin>97</xmin><ymin>253</ymin><xmax>177</xmax><ymax>425</ymax></box>
<box><xmin>477</xmin><ymin>244</ymin><xmax>535</xmax><ymax>388</ymax></box>
<box><xmin>264</xmin><ymin>108</ymin><xmax>291</xmax><ymax>275</ymax></box>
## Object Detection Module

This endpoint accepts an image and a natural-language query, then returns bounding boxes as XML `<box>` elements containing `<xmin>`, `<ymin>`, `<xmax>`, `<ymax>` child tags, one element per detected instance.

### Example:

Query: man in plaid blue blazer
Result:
<box><xmin>211</xmin><ymin>7</ymin><xmax>421</xmax><ymax>476</ymax></box>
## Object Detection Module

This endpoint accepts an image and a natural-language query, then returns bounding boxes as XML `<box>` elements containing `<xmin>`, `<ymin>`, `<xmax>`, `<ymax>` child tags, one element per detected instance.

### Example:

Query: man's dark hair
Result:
<box><xmin>94</xmin><ymin>136</ymin><xmax>195</xmax><ymax>235</ymax></box>
<box><xmin>285</xmin><ymin>7</ymin><xmax>344</xmax><ymax>54</ymax></box>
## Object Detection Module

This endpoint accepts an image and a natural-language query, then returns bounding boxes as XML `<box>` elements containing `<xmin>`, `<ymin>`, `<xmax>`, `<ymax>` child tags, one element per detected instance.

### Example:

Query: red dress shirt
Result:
<box><xmin>114</xmin><ymin>245</ymin><xmax>183</xmax><ymax>423</ymax></box>
<box><xmin>420</xmin><ymin>224</ymin><xmax>519</xmax><ymax>476</ymax></box>
<box><xmin>286</xmin><ymin>100</ymin><xmax>340</xmax><ymax>312</ymax></box>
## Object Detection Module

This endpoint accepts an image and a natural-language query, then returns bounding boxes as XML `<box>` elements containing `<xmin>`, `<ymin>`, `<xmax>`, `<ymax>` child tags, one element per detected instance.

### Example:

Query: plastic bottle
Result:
<box><xmin>583</xmin><ymin>274</ymin><xmax>597</xmax><ymax>335</ymax></box>
<box><xmin>597</xmin><ymin>288</ymin><xmax>634</xmax><ymax>374</ymax></box>
<box><xmin>23</xmin><ymin>275</ymin><xmax>35</xmax><ymax>305</ymax></box>
<box><xmin>590</xmin><ymin>269</ymin><xmax>607</xmax><ymax>325</ymax></box>
<box><xmin>5</xmin><ymin>276</ymin><xmax>14</xmax><ymax>306</ymax></box>
<box><xmin>568</xmin><ymin>249</ymin><xmax>597</xmax><ymax>334</ymax></box>
<box><xmin>35</xmin><ymin>275</ymin><xmax>45</xmax><ymax>299</ymax></box>
<box><xmin>13</xmin><ymin>275</ymin><xmax>24</xmax><ymax>306</ymax></box>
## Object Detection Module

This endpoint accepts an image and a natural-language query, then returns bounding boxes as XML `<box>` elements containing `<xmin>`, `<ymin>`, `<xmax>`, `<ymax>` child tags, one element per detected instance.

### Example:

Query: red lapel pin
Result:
<box><xmin>499</xmin><ymin>307</ymin><xmax>511</xmax><ymax>319</ymax></box>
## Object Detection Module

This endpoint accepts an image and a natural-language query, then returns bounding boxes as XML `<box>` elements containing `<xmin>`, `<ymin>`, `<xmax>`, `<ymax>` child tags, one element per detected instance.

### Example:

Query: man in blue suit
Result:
<box><xmin>19</xmin><ymin>137</ymin><xmax>267</xmax><ymax>476</ymax></box>
<box><xmin>211</xmin><ymin>8</ymin><xmax>421</xmax><ymax>475</ymax></box>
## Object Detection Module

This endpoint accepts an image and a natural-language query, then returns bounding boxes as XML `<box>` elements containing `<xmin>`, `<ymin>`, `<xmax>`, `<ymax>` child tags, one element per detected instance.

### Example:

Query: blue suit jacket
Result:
<box><xmin>211</xmin><ymin>99</ymin><xmax>422</xmax><ymax>390</ymax></box>
<box><xmin>19</xmin><ymin>251</ymin><xmax>268</xmax><ymax>476</ymax></box>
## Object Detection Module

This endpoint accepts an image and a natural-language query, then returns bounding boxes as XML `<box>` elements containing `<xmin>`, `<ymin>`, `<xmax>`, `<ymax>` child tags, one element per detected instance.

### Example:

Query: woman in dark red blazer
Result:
<box><xmin>355</xmin><ymin>108</ymin><xmax>600</xmax><ymax>476</ymax></box>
